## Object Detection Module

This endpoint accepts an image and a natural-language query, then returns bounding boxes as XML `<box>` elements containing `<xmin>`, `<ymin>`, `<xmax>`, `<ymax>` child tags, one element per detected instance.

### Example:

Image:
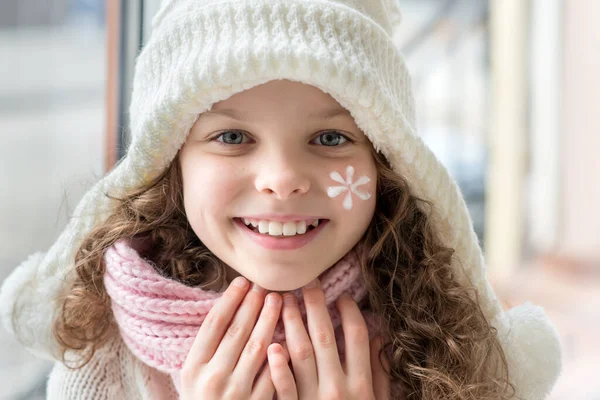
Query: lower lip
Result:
<box><xmin>234</xmin><ymin>218</ymin><xmax>328</xmax><ymax>250</ymax></box>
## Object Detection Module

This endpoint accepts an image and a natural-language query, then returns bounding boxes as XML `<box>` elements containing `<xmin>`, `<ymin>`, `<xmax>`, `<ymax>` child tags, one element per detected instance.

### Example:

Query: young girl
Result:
<box><xmin>0</xmin><ymin>0</ymin><xmax>562</xmax><ymax>399</ymax></box>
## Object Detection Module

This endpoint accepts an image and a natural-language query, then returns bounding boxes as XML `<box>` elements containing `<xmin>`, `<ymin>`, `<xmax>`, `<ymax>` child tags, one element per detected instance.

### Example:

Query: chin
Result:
<box><xmin>247</xmin><ymin>272</ymin><xmax>311</xmax><ymax>292</ymax></box>
<box><xmin>253</xmin><ymin>267</ymin><xmax>334</xmax><ymax>293</ymax></box>
<box><xmin>255</xmin><ymin>279</ymin><xmax>303</xmax><ymax>293</ymax></box>
<box><xmin>228</xmin><ymin>253</ymin><xmax>345</xmax><ymax>291</ymax></box>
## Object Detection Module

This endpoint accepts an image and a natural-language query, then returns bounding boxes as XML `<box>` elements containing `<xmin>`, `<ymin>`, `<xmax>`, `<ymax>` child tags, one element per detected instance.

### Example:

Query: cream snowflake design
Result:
<box><xmin>327</xmin><ymin>165</ymin><xmax>372</xmax><ymax>210</ymax></box>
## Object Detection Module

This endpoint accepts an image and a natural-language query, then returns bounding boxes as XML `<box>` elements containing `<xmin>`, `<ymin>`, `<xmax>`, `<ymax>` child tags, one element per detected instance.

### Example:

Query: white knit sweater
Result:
<box><xmin>46</xmin><ymin>337</ymin><xmax>179</xmax><ymax>400</ymax></box>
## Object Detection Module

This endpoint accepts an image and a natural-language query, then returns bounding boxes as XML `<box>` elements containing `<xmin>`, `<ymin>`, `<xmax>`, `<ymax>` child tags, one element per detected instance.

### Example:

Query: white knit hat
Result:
<box><xmin>1</xmin><ymin>0</ymin><xmax>561</xmax><ymax>398</ymax></box>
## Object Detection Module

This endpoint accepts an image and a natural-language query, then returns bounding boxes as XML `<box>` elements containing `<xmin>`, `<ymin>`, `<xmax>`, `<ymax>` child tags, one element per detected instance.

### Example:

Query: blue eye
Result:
<box><xmin>214</xmin><ymin>130</ymin><xmax>249</xmax><ymax>145</ymax></box>
<box><xmin>314</xmin><ymin>131</ymin><xmax>349</xmax><ymax>146</ymax></box>
<box><xmin>212</xmin><ymin>130</ymin><xmax>350</xmax><ymax>147</ymax></box>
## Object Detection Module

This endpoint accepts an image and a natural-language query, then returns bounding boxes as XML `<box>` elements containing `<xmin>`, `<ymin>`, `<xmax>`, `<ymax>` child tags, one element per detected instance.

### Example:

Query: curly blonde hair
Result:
<box><xmin>53</xmin><ymin>147</ymin><xmax>519</xmax><ymax>399</ymax></box>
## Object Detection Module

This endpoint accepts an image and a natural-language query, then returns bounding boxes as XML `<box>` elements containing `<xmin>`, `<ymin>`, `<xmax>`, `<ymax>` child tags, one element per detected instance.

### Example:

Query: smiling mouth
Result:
<box><xmin>234</xmin><ymin>218</ymin><xmax>327</xmax><ymax>237</ymax></box>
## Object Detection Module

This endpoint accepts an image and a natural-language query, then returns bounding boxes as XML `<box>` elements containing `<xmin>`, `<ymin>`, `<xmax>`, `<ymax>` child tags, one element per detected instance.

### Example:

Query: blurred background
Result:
<box><xmin>0</xmin><ymin>0</ymin><xmax>598</xmax><ymax>398</ymax></box>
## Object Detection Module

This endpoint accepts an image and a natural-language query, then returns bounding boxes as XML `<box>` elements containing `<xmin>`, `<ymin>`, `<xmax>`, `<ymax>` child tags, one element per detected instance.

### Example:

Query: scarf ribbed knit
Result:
<box><xmin>103</xmin><ymin>238</ymin><xmax>383</xmax><ymax>394</ymax></box>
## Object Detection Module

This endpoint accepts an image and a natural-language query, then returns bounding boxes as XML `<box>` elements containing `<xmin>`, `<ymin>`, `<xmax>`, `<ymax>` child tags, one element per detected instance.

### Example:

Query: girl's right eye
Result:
<box><xmin>213</xmin><ymin>130</ymin><xmax>251</xmax><ymax>145</ymax></box>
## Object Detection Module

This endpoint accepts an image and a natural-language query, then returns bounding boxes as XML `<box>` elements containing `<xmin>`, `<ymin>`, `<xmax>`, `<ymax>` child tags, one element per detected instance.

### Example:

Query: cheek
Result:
<box><xmin>180</xmin><ymin>156</ymin><xmax>243</xmax><ymax>217</ymax></box>
<box><xmin>325</xmin><ymin>162</ymin><xmax>377</xmax><ymax>213</ymax></box>
<box><xmin>324</xmin><ymin>160</ymin><xmax>376</xmax><ymax>253</ymax></box>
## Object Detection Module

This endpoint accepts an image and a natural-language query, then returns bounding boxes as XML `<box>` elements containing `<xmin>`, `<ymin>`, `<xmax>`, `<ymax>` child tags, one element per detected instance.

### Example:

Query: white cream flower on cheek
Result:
<box><xmin>327</xmin><ymin>165</ymin><xmax>372</xmax><ymax>210</ymax></box>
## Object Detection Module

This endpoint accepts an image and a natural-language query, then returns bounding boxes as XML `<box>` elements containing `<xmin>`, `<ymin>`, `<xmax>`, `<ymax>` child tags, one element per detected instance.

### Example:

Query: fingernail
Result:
<box><xmin>303</xmin><ymin>278</ymin><xmax>318</xmax><ymax>289</ymax></box>
<box><xmin>232</xmin><ymin>277</ymin><xmax>248</xmax><ymax>287</ymax></box>
<box><xmin>269</xmin><ymin>345</ymin><xmax>281</xmax><ymax>356</ymax></box>
<box><xmin>266</xmin><ymin>293</ymin><xmax>280</xmax><ymax>305</ymax></box>
<box><xmin>283</xmin><ymin>294</ymin><xmax>296</xmax><ymax>306</ymax></box>
<box><xmin>251</xmin><ymin>282</ymin><xmax>265</xmax><ymax>292</ymax></box>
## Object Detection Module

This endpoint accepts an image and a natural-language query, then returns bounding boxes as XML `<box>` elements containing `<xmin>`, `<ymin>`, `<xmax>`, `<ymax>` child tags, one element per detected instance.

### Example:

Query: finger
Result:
<box><xmin>234</xmin><ymin>293</ymin><xmax>283</xmax><ymax>383</ymax></box>
<box><xmin>370</xmin><ymin>336</ymin><xmax>391</xmax><ymax>400</ymax></box>
<box><xmin>302</xmin><ymin>279</ymin><xmax>343</xmax><ymax>382</ymax></box>
<box><xmin>211</xmin><ymin>282</ymin><xmax>268</xmax><ymax>371</ymax></box>
<box><xmin>281</xmin><ymin>293</ymin><xmax>318</xmax><ymax>394</ymax></box>
<box><xmin>251</xmin><ymin>358</ymin><xmax>277</xmax><ymax>400</ymax></box>
<box><xmin>268</xmin><ymin>343</ymin><xmax>298</xmax><ymax>400</ymax></box>
<box><xmin>185</xmin><ymin>276</ymin><xmax>250</xmax><ymax>368</ymax></box>
<box><xmin>336</xmin><ymin>292</ymin><xmax>372</xmax><ymax>381</ymax></box>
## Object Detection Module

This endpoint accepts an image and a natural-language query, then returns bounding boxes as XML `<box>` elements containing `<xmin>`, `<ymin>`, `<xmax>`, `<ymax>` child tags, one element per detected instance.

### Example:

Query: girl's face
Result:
<box><xmin>179</xmin><ymin>79</ymin><xmax>376</xmax><ymax>291</ymax></box>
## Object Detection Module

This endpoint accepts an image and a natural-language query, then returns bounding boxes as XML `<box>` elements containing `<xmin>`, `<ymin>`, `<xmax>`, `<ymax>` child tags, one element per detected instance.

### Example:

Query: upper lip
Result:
<box><xmin>237</xmin><ymin>214</ymin><xmax>327</xmax><ymax>222</ymax></box>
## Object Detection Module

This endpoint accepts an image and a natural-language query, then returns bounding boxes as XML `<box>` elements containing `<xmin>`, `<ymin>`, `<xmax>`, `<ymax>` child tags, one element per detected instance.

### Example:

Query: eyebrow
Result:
<box><xmin>199</xmin><ymin>107</ymin><xmax>352</xmax><ymax>121</ymax></box>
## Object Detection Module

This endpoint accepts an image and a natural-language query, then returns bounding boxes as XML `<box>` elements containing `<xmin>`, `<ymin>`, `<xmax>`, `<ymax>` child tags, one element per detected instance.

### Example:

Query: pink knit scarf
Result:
<box><xmin>103</xmin><ymin>238</ymin><xmax>383</xmax><ymax>395</ymax></box>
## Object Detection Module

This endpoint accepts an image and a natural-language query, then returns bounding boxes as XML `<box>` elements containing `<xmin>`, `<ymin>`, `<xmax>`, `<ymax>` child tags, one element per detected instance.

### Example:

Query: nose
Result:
<box><xmin>254</xmin><ymin>152</ymin><xmax>311</xmax><ymax>199</ymax></box>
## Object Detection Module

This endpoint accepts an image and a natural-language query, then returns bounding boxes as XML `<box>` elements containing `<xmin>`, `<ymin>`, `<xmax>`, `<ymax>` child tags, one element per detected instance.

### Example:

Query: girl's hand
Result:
<box><xmin>268</xmin><ymin>279</ymin><xmax>390</xmax><ymax>400</ymax></box>
<box><xmin>180</xmin><ymin>277</ymin><xmax>290</xmax><ymax>400</ymax></box>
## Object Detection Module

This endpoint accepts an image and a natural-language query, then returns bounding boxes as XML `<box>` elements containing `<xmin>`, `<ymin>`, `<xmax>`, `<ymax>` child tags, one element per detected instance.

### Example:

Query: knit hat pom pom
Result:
<box><xmin>383</xmin><ymin>0</ymin><xmax>403</xmax><ymax>27</ymax></box>
<box><xmin>493</xmin><ymin>302</ymin><xmax>563</xmax><ymax>399</ymax></box>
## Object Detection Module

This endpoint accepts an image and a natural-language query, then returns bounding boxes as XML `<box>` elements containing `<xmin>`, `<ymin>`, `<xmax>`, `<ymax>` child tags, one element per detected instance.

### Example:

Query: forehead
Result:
<box><xmin>199</xmin><ymin>105</ymin><xmax>352</xmax><ymax>123</ymax></box>
<box><xmin>202</xmin><ymin>79</ymin><xmax>352</xmax><ymax>121</ymax></box>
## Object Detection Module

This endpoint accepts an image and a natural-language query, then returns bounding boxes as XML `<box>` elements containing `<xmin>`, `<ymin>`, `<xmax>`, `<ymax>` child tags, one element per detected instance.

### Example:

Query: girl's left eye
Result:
<box><xmin>213</xmin><ymin>130</ymin><xmax>250</xmax><ymax>145</ymax></box>
<box><xmin>312</xmin><ymin>131</ymin><xmax>350</xmax><ymax>146</ymax></box>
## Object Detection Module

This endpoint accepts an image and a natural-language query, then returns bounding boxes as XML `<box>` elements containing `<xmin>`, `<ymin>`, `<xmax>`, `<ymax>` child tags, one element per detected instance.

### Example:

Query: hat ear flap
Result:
<box><xmin>493</xmin><ymin>302</ymin><xmax>563</xmax><ymax>399</ymax></box>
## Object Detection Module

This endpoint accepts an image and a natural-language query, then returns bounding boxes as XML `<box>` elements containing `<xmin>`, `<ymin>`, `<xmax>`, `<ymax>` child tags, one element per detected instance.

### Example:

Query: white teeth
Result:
<box><xmin>282</xmin><ymin>222</ymin><xmax>297</xmax><ymax>236</ymax></box>
<box><xmin>243</xmin><ymin>218</ymin><xmax>319</xmax><ymax>236</ymax></box>
<box><xmin>296</xmin><ymin>220</ymin><xmax>307</xmax><ymax>234</ymax></box>
<box><xmin>268</xmin><ymin>221</ymin><xmax>283</xmax><ymax>236</ymax></box>
<box><xmin>258</xmin><ymin>220</ymin><xmax>270</xmax><ymax>234</ymax></box>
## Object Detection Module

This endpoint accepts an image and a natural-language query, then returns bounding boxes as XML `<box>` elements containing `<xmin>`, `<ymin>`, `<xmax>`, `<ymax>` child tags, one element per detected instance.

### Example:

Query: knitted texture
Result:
<box><xmin>0</xmin><ymin>0</ymin><xmax>563</xmax><ymax>398</ymax></box>
<box><xmin>103</xmin><ymin>239</ymin><xmax>384</xmax><ymax>393</ymax></box>
<box><xmin>46</xmin><ymin>336</ymin><xmax>178</xmax><ymax>400</ymax></box>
